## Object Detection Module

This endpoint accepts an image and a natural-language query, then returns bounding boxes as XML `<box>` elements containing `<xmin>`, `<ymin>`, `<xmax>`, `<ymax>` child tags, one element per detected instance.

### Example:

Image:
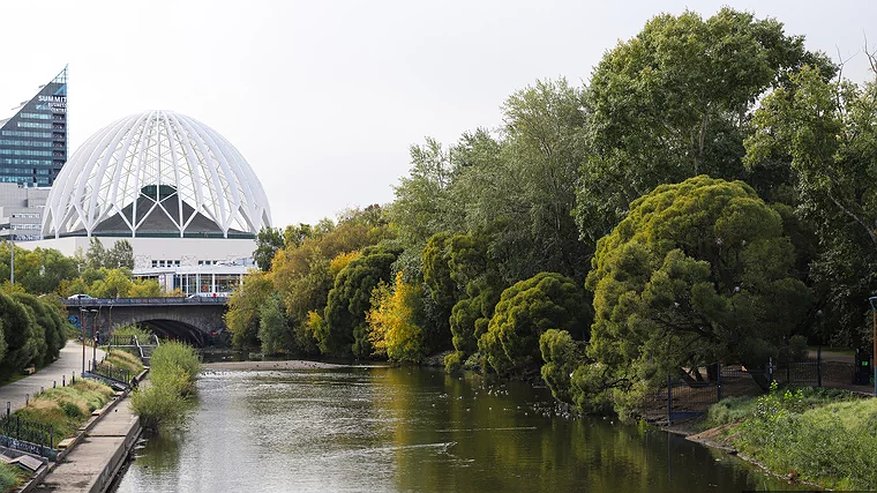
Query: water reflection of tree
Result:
<box><xmin>384</xmin><ymin>368</ymin><xmax>787</xmax><ymax>492</ymax></box>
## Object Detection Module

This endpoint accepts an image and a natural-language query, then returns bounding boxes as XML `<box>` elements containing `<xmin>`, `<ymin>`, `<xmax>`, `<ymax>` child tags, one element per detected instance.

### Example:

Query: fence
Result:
<box><xmin>0</xmin><ymin>414</ymin><xmax>56</xmax><ymax>451</ymax></box>
<box><xmin>88</xmin><ymin>360</ymin><xmax>132</xmax><ymax>386</ymax></box>
<box><xmin>664</xmin><ymin>349</ymin><xmax>863</xmax><ymax>424</ymax></box>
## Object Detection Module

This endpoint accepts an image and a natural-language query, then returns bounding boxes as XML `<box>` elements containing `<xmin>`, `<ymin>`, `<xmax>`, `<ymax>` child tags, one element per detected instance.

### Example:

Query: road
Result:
<box><xmin>0</xmin><ymin>340</ymin><xmax>105</xmax><ymax>414</ymax></box>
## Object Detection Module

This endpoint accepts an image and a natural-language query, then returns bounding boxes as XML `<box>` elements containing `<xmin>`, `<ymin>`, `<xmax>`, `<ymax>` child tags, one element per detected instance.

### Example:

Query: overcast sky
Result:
<box><xmin>1</xmin><ymin>0</ymin><xmax>874</xmax><ymax>227</ymax></box>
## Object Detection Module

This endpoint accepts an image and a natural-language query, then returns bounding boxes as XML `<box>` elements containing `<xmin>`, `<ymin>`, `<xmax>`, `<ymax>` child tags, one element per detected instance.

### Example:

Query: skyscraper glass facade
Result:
<box><xmin>0</xmin><ymin>66</ymin><xmax>67</xmax><ymax>186</ymax></box>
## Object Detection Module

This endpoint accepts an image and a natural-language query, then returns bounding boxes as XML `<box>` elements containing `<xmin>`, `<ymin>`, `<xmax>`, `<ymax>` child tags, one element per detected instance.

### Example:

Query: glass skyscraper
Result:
<box><xmin>0</xmin><ymin>66</ymin><xmax>67</xmax><ymax>186</ymax></box>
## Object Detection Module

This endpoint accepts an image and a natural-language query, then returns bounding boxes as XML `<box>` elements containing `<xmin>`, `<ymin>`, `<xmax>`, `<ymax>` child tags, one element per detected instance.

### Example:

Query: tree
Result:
<box><xmin>225</xmin><ymin>270</ymin><xmax>274</xmax><ymax>349</ymax></box>
<box><xmin>0</xmin><ymin>291</ymin><xmax>36</xmax><ymax>372</ymax></box>
<box><xmin>585</xmin><ymin>176</ymin><xmax>811</xmax><ymax>410</ymax></box>
<box><xmin>129</xmin><ymin>279</ymin><xmax>162</xmax><ymax>297</ymax></box>
<box><xmin>745</xmin><ymin>64</ymin><xmax>877</xmax><ymax>345</ymax></box>
<box><xmin>85</xmin><ymin>238</ymin><xmax>107</xmax><ymax>271</ymax></box>
<box><xmin>478</xmin><ymin>272</ymin><xmax>588</xmax><ymax>375</ymax></box>
<box><xmin>539</xmin><ymin>329</ymin><xmax>586</xmax><ymax>403</ymax></box>
<box><xmin>320</xmin><ymin>243</ymin><xmax>401</xmax><ymax>358</ymax></box>
<box><xmin>367</xmin><ymin>272</ymin><xmax>427</xmax><ymax>363</ymax></box>
<box><xmin>254</xmin><ymin>227</ymin><xmax>285</xmax><ymax>271</ymax></box>
<box><xmin>258</xmin><ymin>295</ymin><xmax>293</xmax><ymax>355</ymax></box>
<box><xmin>575</xmin><ymin>8</ymin><xmax>834</xmax><ymax>245</ymax></box>
<box><xmin>10</xmin><ymin>293</ymin><xmax>48</xmax><ymax>367</ymax></box>
<box><xmin>89</xmin><ymin>268</ymin><xmax>133</xmax><ymax>298</ymax></box>
<box><xmin>390</xmin><ymin>139</ymin><xmax>464</xmax><ymax>252</ymax></box>
<box><xmin>105</xmin><ymin>240</ymin><xmax>134</xmax><ymax>269</ymax></box>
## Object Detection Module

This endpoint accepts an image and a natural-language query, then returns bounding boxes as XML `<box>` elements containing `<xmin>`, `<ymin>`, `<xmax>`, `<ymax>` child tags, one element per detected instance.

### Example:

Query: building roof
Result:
<box><xmin>42</xmin><ymin>110</ymin><xmax>271</xmax><ymax>239</ymax></box>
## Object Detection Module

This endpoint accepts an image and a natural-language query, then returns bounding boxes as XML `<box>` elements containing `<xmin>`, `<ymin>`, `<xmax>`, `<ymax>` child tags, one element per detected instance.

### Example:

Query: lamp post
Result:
<box><xmin>869</xmin><ymin>296</ymin><xmax>877</xmax><ymax>396</ymax></box>
<box><xmin>9</xmin><ymin>234</ymin><xmax>13</xmax><ymax>285</ymax></box>
<box><xmin>79</xmin><ymin>307</ymin><xmax>86</xmax><ymax>374</ymax></box>
<box><xmin>80</xmin><ymin>307</ymin><xmax>98</xmax><ymax>373</ymax></box>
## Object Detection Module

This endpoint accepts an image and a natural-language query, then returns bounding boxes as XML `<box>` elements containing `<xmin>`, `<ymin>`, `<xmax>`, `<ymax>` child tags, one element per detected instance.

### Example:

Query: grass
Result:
<box><xmin>131</xmin><ymin>341</ymin><xmax>200</xmax><ymax>431</ymax></box>
<box><xmin>104</xmin><ymin>349</ymin><xmax>145</xmax><ymax>376</ymax></box>
<box><xmin>0</xmin><ymin>462</ymin><xmax>25</xmax><ymax>493</ymax></box>
<box><xmin>8</xmin><ymin>379</ymin><xmax>114</xmax><ymax>447</ymax></box>
<box><xmin>111</xmin><ymin>324</ymin><xmax>153</xmax><ymax>341</ymax></box>
<box><xmin>704</xmin><ymin>384</ymin><xmax>875</xmax><ymax>489</ymax></box>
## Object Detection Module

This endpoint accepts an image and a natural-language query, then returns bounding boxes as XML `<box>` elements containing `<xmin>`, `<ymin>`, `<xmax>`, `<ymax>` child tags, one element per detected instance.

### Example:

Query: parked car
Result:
<box><xmin>67</xmin><ymin>293</ymin><xmax>94</xmax><ymax>300</ymax></box>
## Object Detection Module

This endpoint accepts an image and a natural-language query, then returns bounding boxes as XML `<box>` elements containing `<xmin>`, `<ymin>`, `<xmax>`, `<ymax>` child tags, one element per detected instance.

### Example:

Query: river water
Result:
<box><xmin>113</xmin><ymin>366</ymin><xmax>795</xmax><ymax>492</ymax></box>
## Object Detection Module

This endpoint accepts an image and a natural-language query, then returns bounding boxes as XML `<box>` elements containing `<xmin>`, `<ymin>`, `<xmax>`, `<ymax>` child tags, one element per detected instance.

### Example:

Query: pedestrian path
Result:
<box><xmin>0</xmin><ymin>341</ymin><xmax>105</xmax><ymax>414</ymax></box>
<box><xmin>39</xmin><ymin>396</ymin><xmax>140</xmax><ymax>493</ymax></box>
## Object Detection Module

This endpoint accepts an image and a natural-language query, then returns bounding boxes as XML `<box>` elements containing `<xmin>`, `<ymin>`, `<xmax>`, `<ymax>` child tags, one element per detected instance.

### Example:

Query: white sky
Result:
<box><xmin>1</xmin><ymin>0</ymin><xmax>874</xmax><ymax>227</ymax></box>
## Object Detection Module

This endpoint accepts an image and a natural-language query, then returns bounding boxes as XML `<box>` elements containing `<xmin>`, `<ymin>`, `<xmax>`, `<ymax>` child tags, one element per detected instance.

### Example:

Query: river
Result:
<box><xmin>113</xmin><ymin>366</ymin><xmax>797</xmax><ymax>492</ymax></box>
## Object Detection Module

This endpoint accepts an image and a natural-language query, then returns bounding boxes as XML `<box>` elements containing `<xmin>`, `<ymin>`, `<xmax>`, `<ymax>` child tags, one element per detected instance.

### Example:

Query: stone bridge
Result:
<box><xmin>64</xmin><ymin>297</ymin><xmax>229</xmax><ymax>347</ymax></box>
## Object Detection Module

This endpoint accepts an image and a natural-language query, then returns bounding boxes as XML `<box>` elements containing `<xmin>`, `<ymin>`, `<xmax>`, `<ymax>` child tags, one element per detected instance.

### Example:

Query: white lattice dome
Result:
<box><xmin>43</xmin><ymin>110</ymin><xmax>271</xmax><ymax>239</ymax></box>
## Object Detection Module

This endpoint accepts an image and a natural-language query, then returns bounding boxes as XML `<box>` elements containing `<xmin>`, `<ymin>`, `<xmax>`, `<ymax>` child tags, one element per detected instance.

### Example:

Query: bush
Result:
<box><xmin>731</xmin><ymin>384</ymin><xmax>876</xmax><ymax>489</ymax></box>
<box><xmin>149</xmin><ymin>341</ymin><xmax>200</xmax><ymax>386</ymax></box>
<box><xmin>111</xmin><ymin>324</ymin><xmax>152</xmax><ymax>341</ymax></box>
<box><xmin>105</xmin><ymin>349</ymin><xmax>145</xmax><ymax>375</ymax></box>
<box><xmin>131</xmin><ymin>383</ymin><xmax>188</xmax><ymax>431</ymax></box>
<box><xmin>131</xmin><ymin>340</ymin><xmax>200</xmax><ymax>431</ymax></box>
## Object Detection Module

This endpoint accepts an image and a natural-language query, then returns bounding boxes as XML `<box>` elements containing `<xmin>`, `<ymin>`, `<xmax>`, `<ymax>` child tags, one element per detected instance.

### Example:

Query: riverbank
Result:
<box><xmin>202</xmin><ymin>359</ymin><xmax>348</xmax><ymax>371</ymax></box>
<box><xmin>669</xmin><ymin>387</ymin><xmax>876</xmax><ymax>490</ymax></box>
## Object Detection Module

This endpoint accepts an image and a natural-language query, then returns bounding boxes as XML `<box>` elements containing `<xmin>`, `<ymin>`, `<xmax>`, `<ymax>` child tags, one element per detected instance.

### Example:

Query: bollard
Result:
<box><xmin>40</xmin><ymin>386</ymin><xmax>44</xmax><ymax>395</ymax></box>
<box><xmin>5</xmin><ymin>402</ymin><xmax>9</xmax><ymax>419</ymax></box>
<box><xmin>72</xmin><ymin>372</ymin><xmax>76</xmax><ymax>384</ymax></box>
<box><xmin>53</xmin><ymin>380</ymin><xmax>56</xmax><ymax>389</ymax></box>
<box><xmin>62</xmin><ymin>375</ymin><xmax>66</xmax><ymax>387</ymax></box>
<box><xmin>25</xmin><ymin>394</ymin><xmax>29</xmax><ymax>406</ymax></box>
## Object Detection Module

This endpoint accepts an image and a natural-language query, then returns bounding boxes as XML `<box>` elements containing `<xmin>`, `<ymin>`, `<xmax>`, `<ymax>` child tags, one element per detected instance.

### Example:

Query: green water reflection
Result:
<box><xmin>114</xmin><ymin>367</ymin><xmax>799</xmax><ymax>492</ymax></box>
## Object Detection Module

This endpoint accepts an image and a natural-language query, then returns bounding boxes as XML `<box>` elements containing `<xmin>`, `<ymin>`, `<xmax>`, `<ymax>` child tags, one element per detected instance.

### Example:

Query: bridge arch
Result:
<box><xmin>111</xmin><ymin>318</ymin><xmax>206</xmax><ymax>347</ymax></box>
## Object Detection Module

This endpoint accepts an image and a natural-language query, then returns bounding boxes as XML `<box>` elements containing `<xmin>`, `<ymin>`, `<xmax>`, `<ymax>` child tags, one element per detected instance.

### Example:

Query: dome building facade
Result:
<box><xmin>31</xmin><ymin>110</ymin><xmax>271</xmax><ymax>295</ymax></box>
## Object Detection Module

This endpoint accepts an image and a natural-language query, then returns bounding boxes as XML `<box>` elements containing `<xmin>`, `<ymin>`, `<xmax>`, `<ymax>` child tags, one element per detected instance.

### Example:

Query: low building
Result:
<box><xmin>0</xmin><ymin>183</ymin><xmax>50</xmax><ymax>241</ymax></box>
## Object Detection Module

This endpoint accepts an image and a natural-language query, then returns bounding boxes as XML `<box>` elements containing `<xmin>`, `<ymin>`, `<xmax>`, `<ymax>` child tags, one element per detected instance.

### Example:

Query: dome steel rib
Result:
<box><xmin>42</xmin><ymin>110</ymin><xmax>271</xmax><ymax>239</ymax></box>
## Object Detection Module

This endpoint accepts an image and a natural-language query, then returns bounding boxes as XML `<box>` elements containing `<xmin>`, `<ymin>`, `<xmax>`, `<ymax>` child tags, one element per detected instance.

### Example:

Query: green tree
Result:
<box><xmin>89</xmin><ymin>268</ymin><xmax>133</xmax><ymax>298</ymax></box>
<box><xmin>575</xmin><ymin>8</ymin><xmax>833</xmax><ymax>245</ymax></box>
<box><xmin>258</xmin><ymin>295</ymin><xmax>293</xmax><ymax>355</ymax></box>
<box><xmin>254</xmin><ymin>227</ymin><xmax>285</xmax><ymax>271</ymax></box>
<box><xmin>10</xmin><ymin>293</ymin><xmax>52</xmax><ymax>366</ymax></box>
<box><xmin>390</xmin><ymin>139</ymin><xmax>464</xmax><ymax>252</ymax></box>
<box><xmin>320</xmin><ymin>243</ymin><xmax>401</xmax><ymax>358</ymax></box>
<box><xmin>585</xmin><ymin>176</ymin><xmax>811</xmax><ymax>411</ymax></box>
<box><xmin>225</xmin><ymin>270</ymin><xmax>274</xmax><ymax>349</ymax></box>
<box><xmin>105</xmin><ymin>240</ymin><xmax>134</xmax><ymax>269</ymax></box>
<box><xmin>479</xmin><ymin>272</ymin><xmax>588</xmax><ymax>375</ymax></box>
<box><xmin>745</xmin><ymin>64</ymin><xmax>877</xmax><ymax>345</ymax></box>
<box><xmin>0</xmin><ymin>291</ymin><xmax>37</xmax><ymax>372</ymax></box>
<box><xmin>84</xmin><ymin>238</ymin><xmax>107</xmax><ymax>271</ymax></box>
<box><xmin>539</xmin><ymin>329</ymin><xmax>586</xmax><ymax>403</ymax></box>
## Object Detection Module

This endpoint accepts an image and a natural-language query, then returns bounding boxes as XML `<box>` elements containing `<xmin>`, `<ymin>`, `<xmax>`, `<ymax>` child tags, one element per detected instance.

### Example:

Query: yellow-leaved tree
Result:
<box><xmin>367</xmin><ymin>272</ymin><xmax>426</xmax><ymax>363</ymax></box>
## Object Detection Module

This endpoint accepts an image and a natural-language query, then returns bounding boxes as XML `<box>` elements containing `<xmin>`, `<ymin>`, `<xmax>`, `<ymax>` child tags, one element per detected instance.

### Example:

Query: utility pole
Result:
<box><xmin>9</xmin><ymin>235</ymin><xmax>14</xmax><ymax>285</ymax></box>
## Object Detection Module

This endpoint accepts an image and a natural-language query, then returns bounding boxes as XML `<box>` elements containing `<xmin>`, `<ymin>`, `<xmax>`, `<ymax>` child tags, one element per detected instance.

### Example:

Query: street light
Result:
<box><xmin>869</xmin><ymin>296</ymin><xmax>877</xmax><ymax>396</ymax></box>
<box><xmin>79</xmin><ymin>307</ymin><xmax>98</xmax><ymax>373</ymax></box>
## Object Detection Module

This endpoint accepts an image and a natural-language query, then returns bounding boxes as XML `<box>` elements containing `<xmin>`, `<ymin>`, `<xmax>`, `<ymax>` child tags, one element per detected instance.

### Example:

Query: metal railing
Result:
<box><xmin>88</xmin><ymin>360</ymin><xmax>131</xmax><ymax>386</ymax></box>
<box><xmin>0</xmin><ymin>414</ymin><xmax>56</xmax><ymax>450</ymax></box>
<box><xmin>64</xmin><ymin>296</ymin><xmax>228</xmax><ymax>307</ymax></box>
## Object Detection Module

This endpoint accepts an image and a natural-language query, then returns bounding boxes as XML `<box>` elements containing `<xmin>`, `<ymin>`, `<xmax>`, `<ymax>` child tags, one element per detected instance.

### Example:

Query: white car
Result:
<box><xmin>67</xmin><ymin>293</ymin><xmax>95</xmax><ymax>300</ymax></box>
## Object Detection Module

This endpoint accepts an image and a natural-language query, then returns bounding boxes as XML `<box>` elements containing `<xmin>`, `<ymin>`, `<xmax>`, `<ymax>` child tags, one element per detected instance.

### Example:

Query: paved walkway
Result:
<box><xmin>39</xmin><ymin>397</ymin><xmax>140</xmax><ymax>492</ymax></box>
<box><xmin>0</xmin><ymin>341</ymin><xmax>105</xmax><ymax>413</ymax></box>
